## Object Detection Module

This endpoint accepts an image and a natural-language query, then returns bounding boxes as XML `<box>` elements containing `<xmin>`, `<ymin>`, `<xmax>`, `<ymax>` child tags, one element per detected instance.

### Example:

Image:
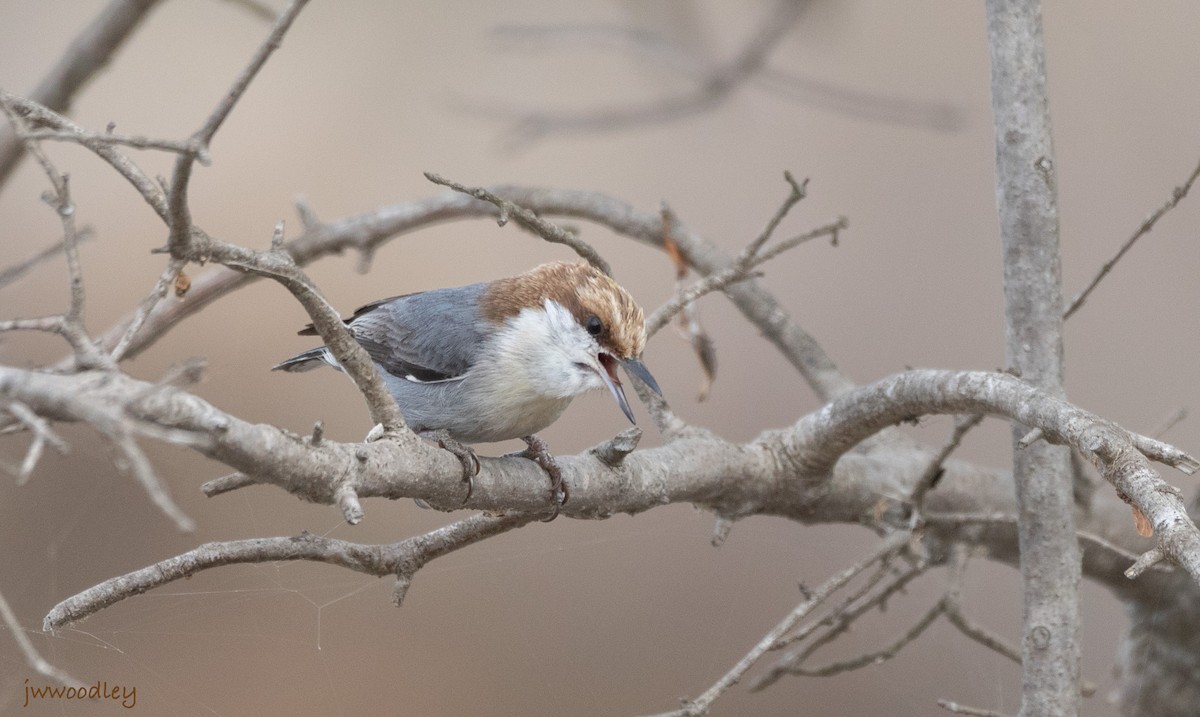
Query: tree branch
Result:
<box><xmin>44</xmin><ymin>512</ymin><xmax>538</xmax><ymax>630</ymax></box>
<box><xmin>0</xmin><ymin>0</ymin><xmax>161</xmax><ymax>189</ymax></box>
<box><xmin>986</xmin><ymin>1</ymin><xmax>1079</xmax><ymax>712</ymax></box>
<box><xmin>637</xmin><ymin>531</ymin><xmax>911</xmax><ymax>717</ymax></box>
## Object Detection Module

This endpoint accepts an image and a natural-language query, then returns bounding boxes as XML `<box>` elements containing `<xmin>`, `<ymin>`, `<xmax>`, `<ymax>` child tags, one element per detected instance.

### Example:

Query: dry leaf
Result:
<box><xmin>1132</xmin><ymin>505</ymin><xmax>1154</xmax><ymax>538</ymax></box>
<box><xmin>174</xmin><ymin>270</ymin><xmax>191</xmax><ymax>297</ymax></box>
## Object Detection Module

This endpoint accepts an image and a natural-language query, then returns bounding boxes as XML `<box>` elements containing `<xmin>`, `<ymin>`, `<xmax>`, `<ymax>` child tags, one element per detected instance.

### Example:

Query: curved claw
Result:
<box><xmin>519</xmin><ymin>434</ymin><xmax>568</xmax><ymax>521</ymax></box>
<box><xmin>432</xmin><ymin>433</ymin><xmax>479</xmax><ymax>505</ymax></box>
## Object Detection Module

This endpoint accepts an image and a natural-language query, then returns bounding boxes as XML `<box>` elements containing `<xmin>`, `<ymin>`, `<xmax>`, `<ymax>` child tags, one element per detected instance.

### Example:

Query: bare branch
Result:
<box><xmin>44</xmin><ymin>513</ymin><xmax>537</xmax><ymax>630</ymax></box>
<box><xmin>986</xmin><ymin>0</ymin><xmax>1080</xmax><ymax>711</ymax></box>
<box><xmin>910</xmin><ymin>414</ymin><xmax>985</xmax><ymax>513</ymax></box>
<box><xmin>0</xmin><ymin>0</ymin><xmax>161</xmax><ymax>189</ymax></box>
<box><xmin>0</xmin><ymin>112</ymin><xmax>113</xmax><ymax>370</ymax></box>
<box><xmin>1</xmin><ymin>400</ymin><xmax>69</xmax><ymax>484</ymax></box>
<box><xmin>755</xmin><ymin>558</ymin><xmax>930</xmax><ymax>688</ymax></box>
<box><xmin>0</xmin><ymin>230</ymin><xmax>94</xmax><ymax>291</ymax></box>
<box><xmin>0</xmin><ymin>90</ymin><xmax>168</xmax><ymax>219</ymax></box>
<box><xmin>943</xmin><ymin>544</ymin><xmax>1021</xmax><ymax>664</ymax></box>
<box><xmin>423</xmin><ymin>172</ymin><xmax>612</xmax><ymax>275</ymax></box>
<box><xmin>936</xmin><ymin>700</ymin><xmax>1012</xmax><ymax>717</ymax></box>
<box><xmin>166</xmin><ymin>0</ymin><xmax>310</xmax><ymax>259</ymax></box>
<box><xmin>636</xmin><ymin>531</ymin><xmax>910</xmax><ymax>717</ymax></box>
<box><xmin>110</xmin><ymin>258</ymin><xmax>186</xmax><ymax>362</ymax></box>
<box><xmin>1063</xmin><ymin>153</ymin><xmax>1200</xmax><ymax>319</ymax></box>
<box><xmin>487</xmin><ymin>0</ymin><xmax>810</xmax><ymax>149</ymax></box>
<box><xmin>20</xmin><ymin>127</ymin><xmax>209</xmax><ymax>162</ymax></box>
<box><xmin>782</xmin><ymin>599</ymin><xmax>945</xmax><ymax>677</ymax></box>
<box><xmin>1125</xmin><ymin>548</ymin><xmax>1166</xmax><ymax>580</ymax></box>
<box><xmin>0</xmin><ymin>588</ymin><xmax>82</xmax><ymax>688</ymax></box>
<box><xmin>65</xmin><ymin>187</ymin><xmax>850</xmax><ymax>404</ymax></box>
<box><xmin>102</xmin><ymin>428</ymin><xmax>195</xmax><ymax>532</ymax></box>
<box><xmin>645</xmin><ymin>215</ymin><xmax>845</xmax><ymax>336</ymax></box>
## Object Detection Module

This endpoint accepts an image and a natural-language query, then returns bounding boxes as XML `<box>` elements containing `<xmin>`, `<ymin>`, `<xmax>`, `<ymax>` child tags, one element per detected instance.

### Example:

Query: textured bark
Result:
<box><xmin>986</xmin><ymin>0</ymin><xmax>1081</xmax><ymax>714</ymax></box>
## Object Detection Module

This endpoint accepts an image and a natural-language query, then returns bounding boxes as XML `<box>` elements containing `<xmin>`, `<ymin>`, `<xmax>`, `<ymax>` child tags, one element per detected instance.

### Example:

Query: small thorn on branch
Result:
<box><xmin>1017</xmin><ymin>427</ymin><xmax>1043</xmax><ymax>448</ymax></box>
<box><xmin>589</xmin><ymin>427</ymin><xmax>641</xmax><ymax>467</ymax></box>
<box><xmin>201</xmin><ymin>471</ymin><xmax>257</xmax><ymax>497</ymax></box>
<box><xmin>294</xmin><ymin>195</ymin><xmax>320</xmax><ymax>229</ymax></box>
<box><xmin>270</xmin><ymin>220</ymin><xmax>286</xmax><ymax>251</ymax></box>
<box><xmin>335</xmin><ymin>484</ymin><xmax>364</xmax><ymax>525</ymax></box>
<box><xmin>711</xmin><ymin>516</ymin><xmax>734</xmax><ymax>547</ymax></box>
<box><xmin>1125</xmin><ymin>547</ymin><xmax>1166</xmax><ymax>579</ymax></box>
<box><xmin>936</xmin><ymin>699</ymin><xmax>1011</xmax><ymax>717</ymax></box>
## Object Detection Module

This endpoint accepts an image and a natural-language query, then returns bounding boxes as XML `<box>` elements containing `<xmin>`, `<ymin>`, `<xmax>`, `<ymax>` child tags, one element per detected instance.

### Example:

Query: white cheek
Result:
<box><xmin>495</xmin><ymin>301</ymin><xmax>604</xmax><ymax>399</ymax></box>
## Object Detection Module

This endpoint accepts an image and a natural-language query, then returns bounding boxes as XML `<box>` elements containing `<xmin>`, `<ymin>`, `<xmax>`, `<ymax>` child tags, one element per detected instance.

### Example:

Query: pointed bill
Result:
<box><xmin>620</xmin><ymin>357</ymin><xmax>662</xmax><ymax>396</ymax></box>
<box><xmin>597</xmin><ymin>354</ymin><xmax>636</xmax><ymax>424</ymax></box>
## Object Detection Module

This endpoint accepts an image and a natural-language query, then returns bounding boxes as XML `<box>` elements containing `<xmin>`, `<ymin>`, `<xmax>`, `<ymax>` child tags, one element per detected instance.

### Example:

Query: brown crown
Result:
<box><xmin>481</xmin><ymin>261</ymin><xmax>646</xmax><ymax>358</ymax></box>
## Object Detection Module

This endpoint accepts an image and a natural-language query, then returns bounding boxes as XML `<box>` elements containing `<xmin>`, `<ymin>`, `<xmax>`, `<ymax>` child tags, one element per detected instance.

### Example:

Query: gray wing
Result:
<box><xmin>300</xmin><ymin>283</ymin><xmax>489</xmax><ymax>382</ymax></box>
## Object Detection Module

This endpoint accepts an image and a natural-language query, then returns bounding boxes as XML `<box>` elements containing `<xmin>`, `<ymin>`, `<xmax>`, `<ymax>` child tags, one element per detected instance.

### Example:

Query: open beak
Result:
<box><xmin>595</xmin><ymin>354</ymin><xmax>661</xmax><ymax>425</ymax></box>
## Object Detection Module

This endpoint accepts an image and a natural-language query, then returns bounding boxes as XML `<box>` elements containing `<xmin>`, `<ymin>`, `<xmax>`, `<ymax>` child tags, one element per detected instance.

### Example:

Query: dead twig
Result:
<box><xmin>636</xmin><ymin>532</ymin><xmax>910</xmax><ymax>717</ymax></box>
<box><xmin>424</xmin><ymin>172</ymin><xmax>612</xmax><ymax>276</ymax></box>
<box><xmin>1063</xmin><ymin>154</ymin><xmax>1200</xmax><ymax>319</ymax></box>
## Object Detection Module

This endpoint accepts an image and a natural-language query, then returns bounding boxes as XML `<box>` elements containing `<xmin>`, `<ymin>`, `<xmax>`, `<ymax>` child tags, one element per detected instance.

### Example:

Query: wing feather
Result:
<box><xmin>339</xmin><ymin>283</ymin><xmax>488</xmax><ymax>382</ymax></box>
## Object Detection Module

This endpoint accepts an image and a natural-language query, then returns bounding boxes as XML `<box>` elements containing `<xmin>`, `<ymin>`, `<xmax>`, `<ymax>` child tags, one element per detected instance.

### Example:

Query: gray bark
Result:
<box><xmin>986</xmin><ymin>0</ymin><xmax>1081</xmax><ymax>714</ymax></box>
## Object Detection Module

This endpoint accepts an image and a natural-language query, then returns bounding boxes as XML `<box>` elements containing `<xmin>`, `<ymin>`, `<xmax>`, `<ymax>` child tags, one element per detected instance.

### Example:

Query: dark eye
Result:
<box><xmin>585</xmin><ymin>315</ymin><xmax>603</xmax><ymax>336</ymax></box>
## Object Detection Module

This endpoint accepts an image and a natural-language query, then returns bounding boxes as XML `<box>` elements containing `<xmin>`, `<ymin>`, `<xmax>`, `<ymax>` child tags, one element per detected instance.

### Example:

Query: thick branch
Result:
<box><xmin>6</xmin><ymin>365</ymin><xmax>1193</xmax><ymax>592</ymax></box>
<box><xmin>986</xmin><ymin>1</ymin><xmax>1079</xmax><ymax>713</ymax></box>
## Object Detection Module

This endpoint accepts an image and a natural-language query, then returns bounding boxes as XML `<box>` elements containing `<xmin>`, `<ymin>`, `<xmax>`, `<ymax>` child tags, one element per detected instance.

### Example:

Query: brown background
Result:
<box><xmin>2</xmin><ymin>1</ymin><xmax>1199</xmax><ymax>715</ymax></box>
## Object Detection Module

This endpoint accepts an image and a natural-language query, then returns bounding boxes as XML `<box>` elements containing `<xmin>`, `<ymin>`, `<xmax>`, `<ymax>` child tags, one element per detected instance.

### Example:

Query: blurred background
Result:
<box><xmin>2</xmin><ymin>1</ymin><xmax>1199</xmax><ymax>714</ymax></box>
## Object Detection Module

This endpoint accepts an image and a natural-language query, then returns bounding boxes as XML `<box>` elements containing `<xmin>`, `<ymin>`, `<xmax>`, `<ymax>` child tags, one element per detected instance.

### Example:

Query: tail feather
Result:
<box><xmin>272</xmin><ymin>347</ymin><xmax>332</xmax><ymax>373</ymax></box>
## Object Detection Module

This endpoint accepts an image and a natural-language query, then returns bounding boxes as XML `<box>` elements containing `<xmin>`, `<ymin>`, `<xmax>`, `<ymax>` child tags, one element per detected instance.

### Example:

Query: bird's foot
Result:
<box><xmin>517</xmin><ymin>434</ymin><xmax>567</xmax><ymax>521</ymax></box>
<box><xmin>424</xmin><ymin>429</ymin><xmax>480</xmax><ymax>505</ymax></box>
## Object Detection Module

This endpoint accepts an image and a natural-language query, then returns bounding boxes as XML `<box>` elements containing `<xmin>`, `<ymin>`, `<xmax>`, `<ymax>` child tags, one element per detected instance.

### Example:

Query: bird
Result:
<box><xmin>272</xmin><ymin>260</ymin><xmax>662</xmax><ymax>517</ymax></box>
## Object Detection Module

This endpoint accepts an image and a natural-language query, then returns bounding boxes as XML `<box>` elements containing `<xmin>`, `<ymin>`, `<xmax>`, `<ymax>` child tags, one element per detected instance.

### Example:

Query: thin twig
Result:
<box><xmin>19</xmin><ymin>128</ymin><xmax>209</xmax><ymax>161</ymax></box>
<box><xmin>424</xmin><ymin>172</ymin><xmax>612</xmax><ymax>275</ymax></box>
<box><xmin>943</xmin><ymin>544</ymin><xmax>1020</xmax><ymax>664</ymax></box>
<box><xmin>782</xmin><ymin>599</ymin><xmax>945</xmax><ymax>677</ymax></box>
<box><xmin>1150</xmin><ymin>407</ymin><xmax>1187</xmax><ymax>439</ymax></box>
<box><xmin>110</xmin><ymin>258</ymin><xmax>186</xmax><ymax>362</ymax></box>
<box><xmin>0</xmin><ymin>90</ymin><xmax>168</xmax><ymax>219</ymax></box>
<box><xmin>487</xmin><ymin>0</ymin><xmax>810</xmax><ymax>149</ymax></box>
<box><xmin>44</xmin><ymin>513</ymin><xmax>537</xmax><ymax>630</ymax></box>
<box><xmin>0</xmin><ymin>108</ymin><xmax>113</xmax><ymax>370</ymax></box>
<box><xmin>936</xmin><ymin>700</ymin><xmax>1012</xmax><ymax>717</ymax></box>
<box><xmin>770</xmin><ymin>557</ymin><xmax>905</xmax><ymax>651</ymax></box>
<box><xmin>646</xmin><ymin>215</ymin><xmax>846</xmax><ymax>336</ymax></box>
<box><xmin>910</xmin><ymin>414</ymin><xmax>985</xmax><ymax>513</ymax></box>
<box><xmin>754</xmin><ymin>559</ymin><xmax>930</xmax><ymax>689</ymax></box>
<box><xmin>2</xmin><ymin>400</ymin><xmax>70</xmax><ymax>484</ymax></box>
<box><xmin>166</xmin><ymin>0</ymin><xmax>310</xmax><ymax>258</ymax></box>
<box><xmin>0</xmin><ymin>588</ymin><xmax>83</xmax><ymax>687</ymax></box>
<box><xmin>0</xmin><ymin>231</ymin><xmax>94</xmax><ymax>291</ymax></box>
<box><xmin>103</xmin><ymin>427</ymin><xmax>195</xmax><ymax>532</ymax></box>
<box><xmin>745</xmin><ymin>171</ymin><xmax>807</xmax><ymax>258</ymax></box>
<box><xmin>1063</xmin><ymin>154</ymin><xmax>1200</xmax><ymax>319</ymax></box>
<box><xmin>636</xmin><ymin>532</ymin><xmax>909</xmax><ymax>717</ymax></box>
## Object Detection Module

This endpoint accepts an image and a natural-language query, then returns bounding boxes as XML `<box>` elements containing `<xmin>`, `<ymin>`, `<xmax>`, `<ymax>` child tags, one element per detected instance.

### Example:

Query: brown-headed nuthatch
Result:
<box><xmin>273</xmin><ymin>261</ymin><xmax>661</xmax><ymax>516</ymax></box>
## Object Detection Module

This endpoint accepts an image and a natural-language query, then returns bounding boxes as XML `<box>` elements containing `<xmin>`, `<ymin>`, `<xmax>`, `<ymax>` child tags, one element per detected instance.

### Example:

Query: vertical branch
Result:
<box><xmin>985</xmin><ymin>1</ymin><xmax>1080</xmax><ymax>715</ymax></box>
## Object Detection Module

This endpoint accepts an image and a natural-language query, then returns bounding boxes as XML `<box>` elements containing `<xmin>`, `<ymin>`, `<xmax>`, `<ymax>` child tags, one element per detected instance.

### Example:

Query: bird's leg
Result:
<box><xmin>422</xmin><ymin>429</ymin><xmax>480</xmax><ymax>505</ymax></box>
<box><xmin>517</xmin><ymin>434</ymin><xmax>568</xmax><ymax>521</ymax></box>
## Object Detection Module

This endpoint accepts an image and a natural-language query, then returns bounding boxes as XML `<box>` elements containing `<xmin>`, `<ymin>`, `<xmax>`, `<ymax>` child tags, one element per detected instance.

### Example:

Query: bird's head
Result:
<box><xmin>481</xmin><ymin>261</ymin><xmax>662</xmax><ymax>423</ymax></box>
